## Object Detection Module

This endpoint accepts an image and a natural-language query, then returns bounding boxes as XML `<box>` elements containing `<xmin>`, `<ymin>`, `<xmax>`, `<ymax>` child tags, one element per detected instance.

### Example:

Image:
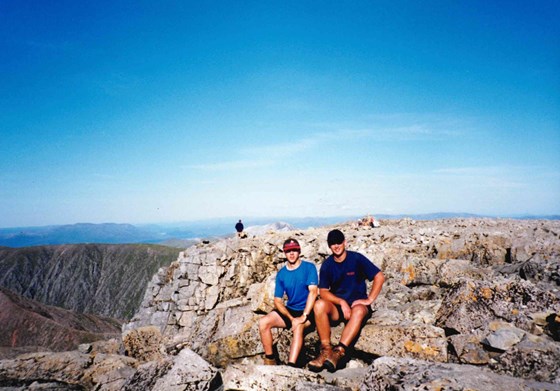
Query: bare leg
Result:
<box><xmin>308</xmin><ymin>299</ymin><xmax>340</xmax><ymax>370</ymax></box>
<box><xmin>339</xmin><ymin>304</ymin><xmax>369</xmax><ymax>347</ymax></box>
<box><xmin>259</xmin><ymin>312</ymin><xmax>286</xmax><ymax>356</ymax></box>
<box><xmin>288</xmin><ymin>321</ymin><xmax>310</xmax><ymax>364</ymax></box>
<box><xmin>313</xmin><ymin>298</ymin><xmax>339</xmax><ymax>346</ymax></box>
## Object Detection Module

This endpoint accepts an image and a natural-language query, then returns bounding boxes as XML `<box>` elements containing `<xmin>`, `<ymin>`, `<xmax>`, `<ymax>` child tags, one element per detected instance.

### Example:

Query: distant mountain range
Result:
<box><xmin>0</xmin><ymin>223</ymin><xmax>165</xmax><ymax>247</ymax></box>
<box><xmin>1</xmin><ymin>213</ymin><xmax>558</xmax><ymax>248</ymax></box>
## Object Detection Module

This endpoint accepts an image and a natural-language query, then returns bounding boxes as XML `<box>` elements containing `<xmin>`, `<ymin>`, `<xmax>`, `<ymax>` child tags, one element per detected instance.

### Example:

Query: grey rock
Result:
<box><xmin>483</xmin><ymin>326</ymin><xmax>525</xmax><ymax>351</ymax></box>
<box><xmin>489</xmin><ymin>333</ymin><xmax>560</xmax><ymax>383</ymax></box>
<box><xmin>360</xmin><ymin>356</ymin><xmax>560</xmax><ymax>391</ymax></box>
<box><xmin>3</xmin><ymin>218</ymin><xmax>560</xmax><ymax>389</ymax></box>
<box><xmin>0</xmin><ymin>351</ymin><xmax>137</xmax><ymax>391</ymax></box>
<box><xmin>355</xmin><ymin>322</ymin><xmax>448</xmax><ymax>362</ymax></box>
<box><xmin>449</xmin><ymin>334</ymin><xmax>491</xmax><ymax>364</ymax></box>
<box><xmin>436</xmin><ymin>277</ymin><xmax>560</xmax><ymax>336</ymax></box>
<box><xmin>222</xmin><ymin>363</ymin><xmax>325</xmax><ymax>391</ymax></box>
<box><xmin>151</xmin><ymin>349</ymin><xmax>222</xmax><ymax>391</ymax></box>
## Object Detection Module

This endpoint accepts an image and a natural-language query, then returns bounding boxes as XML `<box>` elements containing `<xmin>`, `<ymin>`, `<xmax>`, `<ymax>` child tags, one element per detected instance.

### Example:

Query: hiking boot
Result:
<box><xmin>263</xmin><ymin>356</ymin><xmax>277</xmax><ymax>365</ymax></box>
<box><xmin>307</xmin><ymin>345</ymin><xmax>332</xmax><ymax>372</ymax></box>
<box><xmin>324</xmin><ymin>345</ymin><xmax>346</xmax><ymax>373</ymax></box>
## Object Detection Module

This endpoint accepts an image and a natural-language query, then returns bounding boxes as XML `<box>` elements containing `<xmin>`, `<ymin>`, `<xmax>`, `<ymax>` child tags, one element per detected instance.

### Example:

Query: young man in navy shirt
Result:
<box><xmin>308</xmin><ymin>229</ymin><xmax>385</xmax><ymax>372</ymax></box>
<box><xmin>259</xmin><ymin>238</ymin><xmax>318</xmax><ymax>366</ymax></box>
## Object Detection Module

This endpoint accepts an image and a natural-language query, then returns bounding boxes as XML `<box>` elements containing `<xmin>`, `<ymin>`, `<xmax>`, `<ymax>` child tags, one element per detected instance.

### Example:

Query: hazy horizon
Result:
<box><xmin>2</xmin><ymin>211</ymin><xmax>559</xmax><ymax>231</ymax></box>
<box><xmin>2</xmin><ymin>1</ymin><xmax>559</xmax><ymax>228</ymax></box>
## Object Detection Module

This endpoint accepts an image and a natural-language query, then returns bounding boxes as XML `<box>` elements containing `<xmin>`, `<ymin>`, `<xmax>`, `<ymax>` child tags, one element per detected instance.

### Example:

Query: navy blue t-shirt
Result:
<box><xmin>318</xmin><ymin>250</ymin><xmax>381</xmax><ymax>305</ymax></box>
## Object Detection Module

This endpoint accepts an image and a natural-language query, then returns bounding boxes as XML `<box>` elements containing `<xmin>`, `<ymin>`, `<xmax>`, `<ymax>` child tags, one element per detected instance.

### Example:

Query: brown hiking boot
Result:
<box><xmin>324</xmin><ymin>345</ymin><xmax>346</xmax><ymax>373</ymax></box>
<box><xmin>307</xmin><ymin>344</ymin><xmax>332</xmax><ymax>372</ymax></box>
<box><xmin>263</xmin><ymin>356</ymin><xmax>277</xmax><ymax>365</ymax></box>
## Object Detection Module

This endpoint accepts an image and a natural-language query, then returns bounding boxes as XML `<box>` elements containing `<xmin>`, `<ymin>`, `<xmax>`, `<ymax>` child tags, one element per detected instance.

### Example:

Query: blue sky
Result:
<box><xmin>1</xmin><ymin>1</ymin><xmax>559</xmax><ymax>228</ymax></box>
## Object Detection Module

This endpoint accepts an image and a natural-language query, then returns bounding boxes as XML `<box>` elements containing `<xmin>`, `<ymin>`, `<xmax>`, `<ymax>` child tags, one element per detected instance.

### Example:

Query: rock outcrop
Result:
<box><xmin>1</xmin><ymin>218</ymin><xmax>559</xmax><ymax>390</ymax></box>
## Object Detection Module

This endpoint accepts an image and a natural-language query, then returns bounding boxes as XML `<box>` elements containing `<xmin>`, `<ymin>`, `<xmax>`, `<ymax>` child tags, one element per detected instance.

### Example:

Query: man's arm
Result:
<box><xmin>351</xmin><ymin>271</ymin><xmax>385</xmax><ymax>307</ymax></box>
<box><xmin>292</xmin><ymin>285</ymin><xmax>318</xmax><ymax>328</ymax></box>
<box><xmin>273</xmin><ymin>297</ymin><xmax>294</xmax><ymax>324</ymax></box>
<box><xmin>303</xmin><ymin>285</ymin><xmax>318</xmax><ymax>316</ymax></box>
<box><xmin>318</xmin><ymin>287</ymin><xmax>344</xmax><ymax>306</ymax></box>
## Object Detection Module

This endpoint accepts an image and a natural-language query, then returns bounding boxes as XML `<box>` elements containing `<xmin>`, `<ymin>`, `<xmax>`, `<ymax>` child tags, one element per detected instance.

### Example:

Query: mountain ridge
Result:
<box><xmin>0</xmin><ymin>243</ymin><xmax>179</xmax><ymax>319</ymax></box>
<box><xmin>2</xmin><ymin>213</ymin><xmax>559</xmax><ymax>248</ymax></box>
<box><xmin>0</xmin><ymin>286</ymin><xmax>121</xmax><ymax>359</ymax></box>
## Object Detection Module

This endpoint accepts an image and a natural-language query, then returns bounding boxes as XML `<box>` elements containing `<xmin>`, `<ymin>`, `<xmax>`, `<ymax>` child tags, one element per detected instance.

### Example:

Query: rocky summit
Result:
<box><xmin>1</xmin><ymin>218</ymin><xmax>559</xmax><ymax>390</ymax></box>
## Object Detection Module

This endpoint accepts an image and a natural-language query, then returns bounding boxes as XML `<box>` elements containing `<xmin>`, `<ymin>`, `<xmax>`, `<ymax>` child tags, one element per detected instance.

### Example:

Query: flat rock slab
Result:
<box><xmin>360</xmin><ymin>356</ymin><xmax>560</xmax><ymax>391</ymax></box>
<box><xmin>354</xmin><ymin>322</ymin><xmax>448</xmax><ymax>362</ymax></box>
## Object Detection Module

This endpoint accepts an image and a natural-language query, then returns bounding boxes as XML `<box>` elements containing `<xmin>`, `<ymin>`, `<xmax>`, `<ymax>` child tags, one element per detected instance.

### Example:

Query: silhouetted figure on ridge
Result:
<box><xmin>235</xmin><ymin>219</ymin><xmax>246</xmax><ymax>238</ymax></box>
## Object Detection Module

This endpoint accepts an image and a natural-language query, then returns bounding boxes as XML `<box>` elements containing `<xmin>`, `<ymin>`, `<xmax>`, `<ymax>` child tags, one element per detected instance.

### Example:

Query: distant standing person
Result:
<box><xmin>308</xmin><ymin>229</ymin><xmax>385</xmax><ymax>372</ymax></box>
<box><xmin>235</xmin><ymin>219</ymin><xmax>245</xmax><ymax>238</ymax></box>
<box><xmin>259</xmin><ymin>238</ymin><xmax>318</xmax><ymax>366</ymax></box>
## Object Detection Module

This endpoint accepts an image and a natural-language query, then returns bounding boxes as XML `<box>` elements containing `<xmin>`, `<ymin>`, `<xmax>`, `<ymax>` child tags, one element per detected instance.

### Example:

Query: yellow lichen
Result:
<box><xmin>480</xmin><ymin>287</ymin><xmax>493</xmax><ymax>299</ymax></box>
<box><xmin>401</xmin><ymin>264</ymin><xmax>416</xmax><ymax>285</ymax></box>
<box><xmin>404</xmin><ymin>340</ymin><xmax>440</xmax><ymax>357</ymax></box>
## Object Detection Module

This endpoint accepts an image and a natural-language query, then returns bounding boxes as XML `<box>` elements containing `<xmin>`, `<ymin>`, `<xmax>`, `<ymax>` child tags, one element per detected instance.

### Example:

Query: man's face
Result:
<box><xmin>329</xmin><ymin>240</ymin><xmax>346</xmax><ymax>257</ymax></box>
<box><xmin>285</xmin><ymin>249</ymin><xmax>300</xmax><ymax>264</ymax></box>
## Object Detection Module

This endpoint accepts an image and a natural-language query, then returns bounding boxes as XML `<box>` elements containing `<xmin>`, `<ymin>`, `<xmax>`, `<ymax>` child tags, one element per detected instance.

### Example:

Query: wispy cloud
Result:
<box><xmin>187</xmin><ymin>159</ymin><xmax>275</xmax><ymax>171</ymax></box>
<box><xmin>93</xmin><ymin>173</ymin><xmax>117</xmax><ymax>179</ymax></box>
<box><xmin>306</xmin><ymin>114</ymin><xmax>468</xmax><ymax>142</ymax></box>
<box><xmin>187</xmin><ymin>118</ymin><xmax>464</xmax><ymax>173</ymax></box>
<box><xmin>432</xmin><ymin>166</ymin><xmax>506</xmax><ymax>176</ymax></box>
<box><xmin>432</xmin><ymin>165</ymin><xmax>552</xmax><ymax>177</ymax></box>
<box><xmin>430</xmin><ymin>165</ymin><xmax>542</xmax><ymax>189</ymax></box>
<box><xmin>385</xmin><ymin>124</ymin><xmax>461</xmax><ymax>139</ymax></box>
<box><xmin>189</xmin><ymin>129</ymin><xmax>370</xmax><ymax>172</ymax></box>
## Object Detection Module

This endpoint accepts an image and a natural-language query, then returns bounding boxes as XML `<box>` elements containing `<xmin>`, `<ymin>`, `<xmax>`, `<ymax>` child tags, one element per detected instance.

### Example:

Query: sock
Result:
<box><xmin>265</xmin><ymin>354</ymin><xmax>275</xmax><ymax>359</ymax></box>
<box><xmin>336</xmin><ymin>343</ymin><xmax>347</xmax><ymax>351</ymax></box>
<box><xmin>287</xmin><ymin>362</ymin><xmax>298</xmax><ymax>368</ymax></box>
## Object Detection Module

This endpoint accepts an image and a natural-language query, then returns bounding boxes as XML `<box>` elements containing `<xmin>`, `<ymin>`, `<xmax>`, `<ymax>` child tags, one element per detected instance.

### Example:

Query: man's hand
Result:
<box><xmin>351</xmin><ymin>298</ymin><xmax>372</xmax><ymax>308</ymax></box>
<box><xmin>340</xmin><ymin>300</ymin><xmax>352</xmax><ymax>320</ymax></box>
<box><xmin>291</xmin><ymin>315</ymin><xmax>307</xmax><ymax>330</ymax></box>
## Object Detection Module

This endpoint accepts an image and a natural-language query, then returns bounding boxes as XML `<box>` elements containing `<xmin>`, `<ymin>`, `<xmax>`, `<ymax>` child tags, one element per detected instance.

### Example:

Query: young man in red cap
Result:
<box><xmin>259</xmin><ymin>238</ymin><xmax>318</xmax><ymax>366</ymax></box>
<box><xmin>308</xmin><ymin>229</ymin><xmax>385</xmax><ymax>372</ymax></box>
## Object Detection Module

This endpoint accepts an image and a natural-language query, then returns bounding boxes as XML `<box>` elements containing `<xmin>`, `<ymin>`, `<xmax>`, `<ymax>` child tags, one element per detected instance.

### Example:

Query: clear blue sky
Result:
<box><xmin>1</xmin><ymin>1</ymin><xmax>559</xmax><ymax>228</ymax></box>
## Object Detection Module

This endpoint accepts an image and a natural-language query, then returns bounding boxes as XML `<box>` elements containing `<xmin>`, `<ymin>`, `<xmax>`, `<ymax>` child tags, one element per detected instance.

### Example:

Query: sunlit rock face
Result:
<box><xmin>2</xmin><ymin>218</ymin><xmax>559</xmax><ymax>390</ymax></box>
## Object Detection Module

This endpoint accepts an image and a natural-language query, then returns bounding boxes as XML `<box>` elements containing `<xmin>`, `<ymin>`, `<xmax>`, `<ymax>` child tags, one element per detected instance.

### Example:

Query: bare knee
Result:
<box><xmin>259</xmin><ymin>315</ymin><xmax>271</xmax><ymax>332</ymax></box>
<box><xmin>292</xmin><ymin>323</ymin><xmax>305</xmax><ymax>336</ymax></box>
<box><xmin>351</xmin><ymin>305</ymin><xmax>368</xmax><ymax>320</ymax></box>
<box><xmin>313</xmin><ymin>298</ymin><xmax>329</xmax><ymax>313</ymax></box>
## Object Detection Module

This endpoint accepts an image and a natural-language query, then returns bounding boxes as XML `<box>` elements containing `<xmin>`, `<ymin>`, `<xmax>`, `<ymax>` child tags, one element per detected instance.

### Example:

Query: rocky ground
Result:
<box><xmin>1</xmin><ymin>218</ymin><xmax>559</xmax><ymax>390</ymax></box>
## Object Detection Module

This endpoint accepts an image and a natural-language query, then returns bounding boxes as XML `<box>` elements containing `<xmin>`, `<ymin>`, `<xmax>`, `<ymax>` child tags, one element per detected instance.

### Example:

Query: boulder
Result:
<box><xmin>150</xmin><ymin>348</ymin><xmax>222</xmax><ymax>391</ymax></box>
<box><xmin>0</xmin><ymin>351</ymin><xmax>137</xmax><ymax>391</ymax></box>
<box><xmin>222</xmin><ymin>363</ymin><xmax>327</xmax><ymax>390</ymax></box>
<box><xmin>203</xmin><ymin>305</ymin><xmax>263</xmax><ymax>367</ymax></box>
<box><xmin>436</xmin><ymin>277</ymin><xmax>560</xmax><ymax>336</ymax></box>
<box><xmin>360</xmin><ymin>356</ymin><xmax>560</xmax><ymax>391</ymax></box>
<box><xmin>354</xmin><ymin>322</ymin><xmax>447</xmax><ymax>362</ymax></box>
<box><xmin>122</xmin><ymin>326</ymin><xmax>165</xmax><ymax>362</ymax></box>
